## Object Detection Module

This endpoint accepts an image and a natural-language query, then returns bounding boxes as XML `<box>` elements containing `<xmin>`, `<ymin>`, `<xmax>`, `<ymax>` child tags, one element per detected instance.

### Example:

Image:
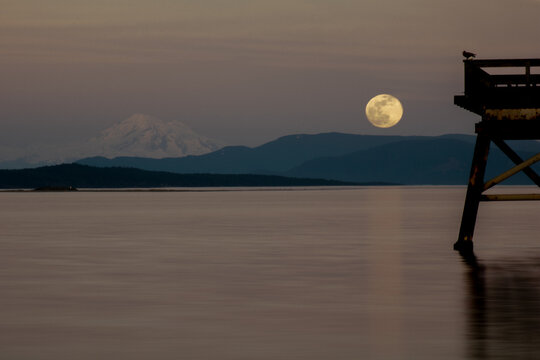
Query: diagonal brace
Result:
<box><xmin>492</xmin><ymin>138</ymin><xmax>540</xmax><ymax>187</ymax></box>
<box><xmin>484</xmin><ymin>151</ymin><xmax>540</xmax><ymax>191</ymax></box>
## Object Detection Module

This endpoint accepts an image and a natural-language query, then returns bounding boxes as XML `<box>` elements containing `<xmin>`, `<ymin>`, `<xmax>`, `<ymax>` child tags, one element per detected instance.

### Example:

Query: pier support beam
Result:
<box><xmin>454</xmin><ymin>133</ymin><xmax>491</xmax><ymax>253</ymax></box>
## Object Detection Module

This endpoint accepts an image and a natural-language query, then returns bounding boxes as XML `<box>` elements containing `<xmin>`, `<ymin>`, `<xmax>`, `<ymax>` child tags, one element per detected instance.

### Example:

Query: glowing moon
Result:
<box><xmin>365</xmin><ymin>94</ymin><xmax>403</xmax><ymax>128</ymax></box>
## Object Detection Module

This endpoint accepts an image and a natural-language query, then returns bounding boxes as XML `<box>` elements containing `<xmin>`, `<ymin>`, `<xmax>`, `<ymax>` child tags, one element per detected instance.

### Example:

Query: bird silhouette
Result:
<box><xmin>463</xmin><ymin>51</ymin><xmax>476</xmax><ymax>60</ymax></box>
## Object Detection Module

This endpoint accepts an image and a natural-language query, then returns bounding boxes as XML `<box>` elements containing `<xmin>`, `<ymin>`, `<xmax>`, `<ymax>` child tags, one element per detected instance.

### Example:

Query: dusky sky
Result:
<box><xmin>2</xmin><ymin>0</ymin><xmax>540</xmax><ymax>148</ymax></box>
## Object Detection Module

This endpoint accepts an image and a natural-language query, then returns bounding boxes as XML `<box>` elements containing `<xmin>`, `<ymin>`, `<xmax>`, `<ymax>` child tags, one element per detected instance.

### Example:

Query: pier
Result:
<box><xmin>454</xmin><ymin>58</ymin><xmax>540</xmax><ymax>252</ymax></box>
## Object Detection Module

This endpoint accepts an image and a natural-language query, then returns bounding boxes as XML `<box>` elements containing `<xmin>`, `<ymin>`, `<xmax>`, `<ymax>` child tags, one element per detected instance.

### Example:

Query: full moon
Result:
<box><xmin>365</xmin><ymin>94</ymin><xmax>403</xmax><ymax>128</ymax></box>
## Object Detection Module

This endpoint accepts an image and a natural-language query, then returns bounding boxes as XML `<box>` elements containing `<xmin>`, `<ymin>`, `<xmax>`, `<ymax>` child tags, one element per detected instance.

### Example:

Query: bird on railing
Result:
<box><xmin>463</xmin><ymin>51</ymin><xmax>476</xmax><ymax>60</ymax></box>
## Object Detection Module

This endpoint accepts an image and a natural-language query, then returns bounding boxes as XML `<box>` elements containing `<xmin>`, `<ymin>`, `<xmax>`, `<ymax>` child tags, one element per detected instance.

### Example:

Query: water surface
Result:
<box><xmin>1</xmin><ymin>187</ymin><xmax>540</xmax><ymax>359</ymax></box>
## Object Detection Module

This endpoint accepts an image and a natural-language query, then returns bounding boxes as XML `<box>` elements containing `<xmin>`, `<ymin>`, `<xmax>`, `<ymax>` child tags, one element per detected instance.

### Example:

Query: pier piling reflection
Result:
<box><xmin>459</xmin><ymin>251</ymin><xmax>540</xmax><ymax>359</ymax></box>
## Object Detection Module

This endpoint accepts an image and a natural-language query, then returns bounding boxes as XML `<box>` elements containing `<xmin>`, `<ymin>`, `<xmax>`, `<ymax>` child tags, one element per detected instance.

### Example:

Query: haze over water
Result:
<box><xmin>2</xmin><ymin>187</ymin><xmax>540</xmax><ymax>359</ymax></box>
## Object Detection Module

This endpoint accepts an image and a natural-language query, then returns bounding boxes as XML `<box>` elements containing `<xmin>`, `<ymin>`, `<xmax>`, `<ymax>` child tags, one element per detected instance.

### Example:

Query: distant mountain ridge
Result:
<box><xmin>77</xmin><ymin>132</ymin><xmax>540</xmax><ymax>185</ymax></box>
<box><xmin>77</xmin><ymin>132</ymin><xmax>441</xmax><ymax>174</ymax></box>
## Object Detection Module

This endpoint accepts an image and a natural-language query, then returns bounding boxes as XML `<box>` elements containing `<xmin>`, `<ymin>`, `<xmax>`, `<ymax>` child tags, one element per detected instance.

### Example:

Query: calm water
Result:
<box><xmin>1</xmin><ymin>187</ymin><xmax>540</xmax><ymax>359</ymax></box>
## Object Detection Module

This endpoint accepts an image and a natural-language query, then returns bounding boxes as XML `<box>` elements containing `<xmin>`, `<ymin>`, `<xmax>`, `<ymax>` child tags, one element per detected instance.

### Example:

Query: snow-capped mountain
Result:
<box><xmin>87</xmin><ymin>114</ymin><xmax>222</xmax><ymax>158</ymax></box>
<box><xmin>0</xmin><ymin>114</ymin><xmax>222</xmax><ymax>168</ymax></box>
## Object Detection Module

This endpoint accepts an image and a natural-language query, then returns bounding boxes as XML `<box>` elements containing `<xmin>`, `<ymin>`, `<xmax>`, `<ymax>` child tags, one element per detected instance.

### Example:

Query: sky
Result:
<box><xmin>2</xmin><ymin>0</ymin><xmax>540</xmax><ymax>150</ymax></box>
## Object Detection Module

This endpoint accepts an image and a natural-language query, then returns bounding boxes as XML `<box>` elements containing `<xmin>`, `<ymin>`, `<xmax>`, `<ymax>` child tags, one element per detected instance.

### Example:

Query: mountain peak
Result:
<box><xmin>121</xmin><ymin>113</ymin><xmax>163</xmax><ymax>127</ymax></box>
<box><xmin>89</xmin><ymin>114</ymin><xmax>222</xmax><ymax>159</ymax></box>
<box><xmin>107</xmin><ymin>113</ymin><xmax>190</xmax><ymax>134</ymax></box>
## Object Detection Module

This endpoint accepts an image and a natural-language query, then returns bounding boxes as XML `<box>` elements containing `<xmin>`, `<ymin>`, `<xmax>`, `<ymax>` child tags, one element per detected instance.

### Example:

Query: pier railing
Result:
<box><xmin>455</xmin><ymin>59</ymin><xmax>540</xmax><ymax>116</ymax></box>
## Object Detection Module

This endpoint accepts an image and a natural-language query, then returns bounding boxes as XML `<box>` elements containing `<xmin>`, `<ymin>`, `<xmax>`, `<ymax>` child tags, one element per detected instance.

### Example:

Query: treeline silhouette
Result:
<box><xmin>0</xmin><ymin>164</ymin><xmax>362</xmax><ymax>189</ymax></box>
